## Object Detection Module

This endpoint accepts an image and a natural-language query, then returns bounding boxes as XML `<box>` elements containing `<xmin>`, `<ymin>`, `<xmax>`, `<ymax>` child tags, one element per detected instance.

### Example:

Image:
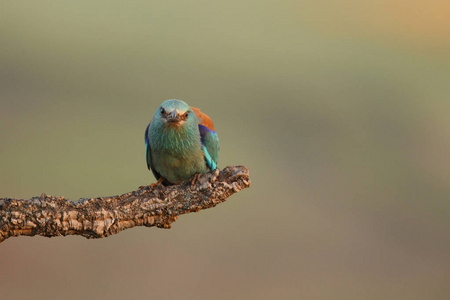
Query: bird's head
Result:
<box><xmin>156</xmin><ymin>99</ymin><xmax>196</xmax><ymax>129</ymax></box>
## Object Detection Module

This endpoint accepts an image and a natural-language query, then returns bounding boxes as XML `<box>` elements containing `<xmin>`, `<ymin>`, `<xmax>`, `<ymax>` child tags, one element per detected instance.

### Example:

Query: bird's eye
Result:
<box><xmin>160</xmin><ymin>107</ymin><xmax>166</xmax><ymax>115</ymax></box>
<box><xmin>184</xmin><ymin>112</ymin><xmax>189</xmax><ymax>119</ymax></box>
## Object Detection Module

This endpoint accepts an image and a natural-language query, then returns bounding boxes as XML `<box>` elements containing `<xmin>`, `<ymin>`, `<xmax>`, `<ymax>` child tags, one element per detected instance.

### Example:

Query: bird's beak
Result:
<box><xmin>166</xmin><ymin>110</ymin><xmax>181</xmax><ymax>123</ymax></box>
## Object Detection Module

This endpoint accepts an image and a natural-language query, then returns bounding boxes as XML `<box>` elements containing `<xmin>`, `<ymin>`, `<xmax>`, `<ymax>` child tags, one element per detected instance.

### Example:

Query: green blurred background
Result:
<box><xmin>1</xmin><ymin>1</ymin><xmax>449</xmax><ymax>299</ymax></box>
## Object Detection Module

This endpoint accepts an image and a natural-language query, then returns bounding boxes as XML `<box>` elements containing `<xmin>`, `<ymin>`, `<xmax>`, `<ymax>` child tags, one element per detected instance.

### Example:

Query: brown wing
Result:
<box><xmin>190</xmin><ymin>106</ymin><xmax>215</xmax><ymax>131</ymax></box>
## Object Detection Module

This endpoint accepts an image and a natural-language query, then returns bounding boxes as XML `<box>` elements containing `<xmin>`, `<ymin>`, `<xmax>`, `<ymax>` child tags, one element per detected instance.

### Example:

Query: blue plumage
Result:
<box><xmin>199</xmin><ymin>124</ymin><xmax>219</xmax><ymax>170</ymax></box>
<box><xmin>145</xmin><ymin>99</ymin><xmax>219</xmax><ymax>185</ymax></box>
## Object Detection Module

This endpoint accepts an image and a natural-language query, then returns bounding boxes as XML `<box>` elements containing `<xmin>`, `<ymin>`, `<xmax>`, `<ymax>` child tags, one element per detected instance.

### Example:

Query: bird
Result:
<box><xmin>144</xmin><ymin>99</ymin><xmax>219</xmax><ymax>186</ymax></box>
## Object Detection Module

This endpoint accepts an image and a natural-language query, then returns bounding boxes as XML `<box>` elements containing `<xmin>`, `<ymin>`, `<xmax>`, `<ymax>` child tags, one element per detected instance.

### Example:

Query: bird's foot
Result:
<box><xmin>139</xmin><ymin>177</ymin><xmax>165</xmax><ymax>190</ymax></box>
<box><xmin>150</xmin><ymin>177</ymin><xmax>165</xmax><ymax>190</ymax></box>
<box><xmin>190</xmin><ymin>173</ymin><xmax>201</xmax><ymax>185</ymax></box>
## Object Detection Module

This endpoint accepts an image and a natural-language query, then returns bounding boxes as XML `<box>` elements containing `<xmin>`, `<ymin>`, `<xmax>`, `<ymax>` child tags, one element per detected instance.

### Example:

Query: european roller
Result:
<box><xmin>145</xmin><ymin>99</ymin><xmax>219</xmax><ymax>185</ymax></box>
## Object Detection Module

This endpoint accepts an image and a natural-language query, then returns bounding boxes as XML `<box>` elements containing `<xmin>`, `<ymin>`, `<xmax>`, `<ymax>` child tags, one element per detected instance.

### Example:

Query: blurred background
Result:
<box><xmin>1</xmin><ymin>1</ymin><xmax>449</xmax><ymax>299</ymax></box>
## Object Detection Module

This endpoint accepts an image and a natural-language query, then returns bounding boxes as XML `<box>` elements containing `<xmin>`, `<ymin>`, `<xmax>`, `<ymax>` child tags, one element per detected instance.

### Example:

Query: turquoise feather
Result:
<box><xmin>198</xmin><ymin>124</ymin><xmax>219</xmax><ymax>170</ymax></box>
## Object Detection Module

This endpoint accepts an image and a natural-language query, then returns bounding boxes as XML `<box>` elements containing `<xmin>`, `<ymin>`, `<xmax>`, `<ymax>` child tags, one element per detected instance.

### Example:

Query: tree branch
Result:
<box><xmin>0</xmin><ymin>166</ymin><xmax>250</xmax><ymax>244</ymax></box>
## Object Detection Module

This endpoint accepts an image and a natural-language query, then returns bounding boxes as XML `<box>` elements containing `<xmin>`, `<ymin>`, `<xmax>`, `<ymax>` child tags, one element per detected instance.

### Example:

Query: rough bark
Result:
<box><xmin>0</xmin><ymin>166</ymin><xmax>250</xmax><ymax>244</ymax></box>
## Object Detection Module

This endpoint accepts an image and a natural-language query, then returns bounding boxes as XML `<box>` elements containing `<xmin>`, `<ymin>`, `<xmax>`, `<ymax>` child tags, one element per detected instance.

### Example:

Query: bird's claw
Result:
<box><xmin>151</xmin><ymin>177</ymin><xmax>165</xmax><ymax>190</ymax></box>
<box><xmin>190</xmin><ymin>173</ymin><xmax>201</xmax><ymax>185</ymax></box>
<box><xmin>139</xmin><ymin>177</ymin><xmax>165</xmax><ymax>191</ymax></box>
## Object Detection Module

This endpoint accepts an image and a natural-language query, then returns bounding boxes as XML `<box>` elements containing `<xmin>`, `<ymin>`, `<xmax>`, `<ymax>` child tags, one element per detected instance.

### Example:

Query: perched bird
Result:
<box><xmin>145</xmin><ymin>99</ymin><xmax>219</xmax><ymax>185</ymax></box>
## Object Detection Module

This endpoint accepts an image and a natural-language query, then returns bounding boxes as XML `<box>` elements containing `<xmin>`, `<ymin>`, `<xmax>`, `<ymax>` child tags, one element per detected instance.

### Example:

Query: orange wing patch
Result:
<box><xmin>191</xmin><ymin>106</ymin><xmax>215</xmax><ymax>131</ymax></box>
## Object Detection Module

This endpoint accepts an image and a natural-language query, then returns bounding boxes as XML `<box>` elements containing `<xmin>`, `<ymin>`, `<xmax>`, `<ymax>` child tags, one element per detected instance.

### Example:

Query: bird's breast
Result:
<box><xmin>148</xmin><ymin>124</ymin><xmax>207</xmax><ymax>183</ymax></box>
<box><xmin>151</xmin><ymin>148</ymin><xmax>207</xmax><ymax>183</ymax></box>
